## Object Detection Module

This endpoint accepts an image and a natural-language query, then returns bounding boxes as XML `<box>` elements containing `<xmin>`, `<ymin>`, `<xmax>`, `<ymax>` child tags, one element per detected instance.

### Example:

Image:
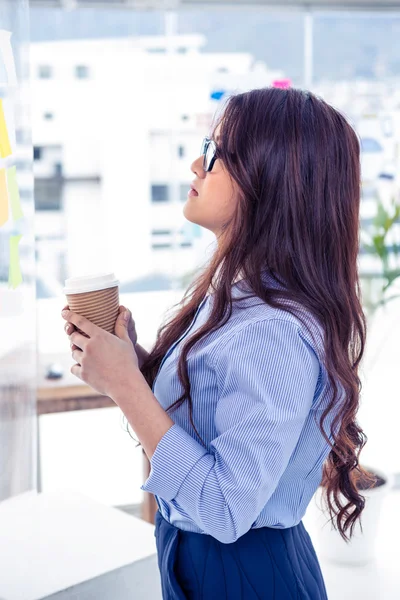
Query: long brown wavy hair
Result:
<box><xmin>135</xmin><ymin>87</ymin><xmax>376</xmax><ymax>541</ymax></box>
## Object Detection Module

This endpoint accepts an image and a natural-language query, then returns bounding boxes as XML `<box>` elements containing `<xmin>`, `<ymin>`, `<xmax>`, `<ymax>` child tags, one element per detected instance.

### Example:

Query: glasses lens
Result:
<box><xmin>204</xmin><ymin>141</ymin><xmax>215</xmax><ymax>171</ymax></box>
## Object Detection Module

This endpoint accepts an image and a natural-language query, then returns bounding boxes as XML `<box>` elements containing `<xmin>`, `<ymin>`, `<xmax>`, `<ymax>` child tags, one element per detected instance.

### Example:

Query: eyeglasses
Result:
<box><xmin>200</xmin><ymin>137</ymin><xmax>218</xmax><ymax>172</ymax></box>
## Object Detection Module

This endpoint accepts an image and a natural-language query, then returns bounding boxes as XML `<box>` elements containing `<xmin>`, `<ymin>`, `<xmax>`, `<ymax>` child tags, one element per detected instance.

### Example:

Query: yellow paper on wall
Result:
<box><xmin>0</xmin><ymin>167</ymin><xmax>8</xmax><ymax>226</ymax></box>
<box><xmin>8</xmin><ymin>234</ymin><xmax>23</xmax><ymax>289</ymax></box>
<box><xmin>0</xmin><ymin>98</ymin><xmax>12</xmax><ymax>158</ymax></box>
<box><xmin>6</xmin><ymin>165</ymin><xmax>23</xmax><ymax>220</ymax></box>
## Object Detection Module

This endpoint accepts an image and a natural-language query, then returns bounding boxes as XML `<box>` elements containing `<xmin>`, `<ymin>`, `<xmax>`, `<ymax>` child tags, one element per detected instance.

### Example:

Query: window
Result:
<box><xmin>147</xmin><ymin>47</ymin><xmax>166</xmax><ymax>54</ymax></box>
<box><xmin>19</xmin><ymin>188</ymin><xmax>32</xmax><ymax>200</ymax></box>
<box><xmin>34</xmin><ymin>178</ymin><xmax>63</xmax><ymax>211</ymax></box>
<box><xmin>178</xmin><ymin>145</ymin><xmax>185</xmax><ymax>158</ymax></box>
<box><xmin>151</xmin><ymin>243</ymin><xmax>172</xmax><ymax>250</ymax></box>
<box><xmin>151</xmin><ymin>184</ymin><xmax>169</xmax><ymax>203</ymax></box>
<box><xmin>34</xmin><ymin>146</ymin><xmax>42</xmax><ymax>161</ymax></box>
<box><xmin>16</xmin><ymin>128</ymin><xmax>30</xmax><ymax>144</ymax></box>
<box><xmin>152</xmin><ymin>229</ymin><xmax>172</xmax><ymax>236</ymax></box>
<box><xmin>360</xmin><ymin>138</ymin><xmax>383</xmax><ymax>153</ymax></box>
<box><xmin>152</xmin><ymin>241</ymin><xmax>192</xmax><ymax>249</ymax></box>
<box><xmin>361</xmin><ymin>185</ymin><xmax>378</xmax><ymax>200</ymax></box>
<box><xmin>38</xmin><ymin>65</ymin><xmax>52</xmax><ymax>79</ymax></box>
<box><xmin>15</xmin><ymin>160</ymin><xmax>32</xmax><ymax>171</ymax></box>
<box><xmin>44</xmin><ymin>112</ymin><xmax>54</xmax><ymax>121</ymax></box>
<box><xmin>180</xmin><ymin>184</ymin><xmax>190</xmax><ymax>201</ymax></box>
<box><xmin>381</xmin><ymin>116</ymin><xmax>393</xmax><ymax>137</ymax></box>
<box><xmin>75</xmin><ymin>65</ymin><xmax>90</xmax><ymax>79</ymax></box>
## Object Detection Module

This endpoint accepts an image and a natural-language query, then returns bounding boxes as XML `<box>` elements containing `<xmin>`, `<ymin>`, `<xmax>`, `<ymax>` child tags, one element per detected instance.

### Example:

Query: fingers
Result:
<box><xmin>71</xmin><ymin>348</ymin><xmax>83</xmax><ymax>365</ymax></box>
<box><xmin>69</xmin><ymin>330</ymin><xmax>90</xmax><ymax>350</ymax></box>
<box><xmin>119</xmin><ymin>305</ymin><xmax>131</xmax><ymax>320</ymax></box>
<box><xmin>62</xmin><ymin>307</ymin><xmax>88</xmax><ymax>352</ymax></box>
<box><xmin>64</xmin><ymin>322</ymin><xmax>80</xmax><ymax>352</ymax></box>
<box><xmin>64</xmin><ymin>322</ymin><xmax>75</xmax><ymax>335</ymax></box>
<box><xmin>119</xmin><ymin>305</ymin><xmax>135</xmax><ymax>330</ymax></box>
<box><xmin>65</xmin><ymin>322</ymin><xmax>88</xmax><ymax>339</ymax></box>
<box><xmin>119</xmin><ymin>305</ymin><xmax>132</xmax><ymax>322</ymax></box>
<box><xmin>64</xmin><ymin>320</ymin><xmax>88</xmax><ymax>345</ymax></box>
<box><xmin>117</xmin><ymin>305</ymin><xmax>137</xmax><ymax>346</ymax></box>
<box><xmin>61</xmin><ymin>308</ymin><xmax>97</xmax><ymax>338</ymax></box>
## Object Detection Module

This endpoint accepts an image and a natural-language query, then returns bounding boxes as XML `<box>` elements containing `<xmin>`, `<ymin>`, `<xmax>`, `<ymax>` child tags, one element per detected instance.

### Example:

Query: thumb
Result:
<box><xmin>114</xmin><ymin>308</ymin><xmax>131</xmax><ymax>342</ymax></box>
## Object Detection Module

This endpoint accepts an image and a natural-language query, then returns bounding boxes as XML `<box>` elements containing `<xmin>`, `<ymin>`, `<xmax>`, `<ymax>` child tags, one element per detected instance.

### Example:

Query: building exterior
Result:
<box><xmin>31</xmin><ymin>34</ymin><xmax>283</xmax><ymax>288</ymax></box>
<box><xmin>31</xmin><ymin>34</ymin><xmax>400</xmax><ymax>291</ymax></box>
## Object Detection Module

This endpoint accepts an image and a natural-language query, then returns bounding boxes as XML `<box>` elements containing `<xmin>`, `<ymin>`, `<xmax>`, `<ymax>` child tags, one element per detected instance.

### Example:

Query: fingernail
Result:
<box><xmin>124</xmin><ymin>310</ymin><xmax>129</xmax><ymax>322</ymax></box>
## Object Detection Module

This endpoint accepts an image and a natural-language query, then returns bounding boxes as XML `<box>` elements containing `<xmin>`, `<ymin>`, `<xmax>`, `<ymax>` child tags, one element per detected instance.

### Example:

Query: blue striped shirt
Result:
<box><xmin>141</xmin><ymin>270</ymin><xmax>343</xmax><ymax>544</ymax></box>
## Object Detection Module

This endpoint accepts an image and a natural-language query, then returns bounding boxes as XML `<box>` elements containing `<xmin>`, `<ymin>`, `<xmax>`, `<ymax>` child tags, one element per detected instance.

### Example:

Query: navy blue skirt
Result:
<box><xmin>154</xmin><ymin>510</ymin><xmax>328</xmax><ymax>600</ymax></box>
<box><xmin>154</xmin><ymin>509</ymin><xmax>328</xmax><ymax>599</ymax></box>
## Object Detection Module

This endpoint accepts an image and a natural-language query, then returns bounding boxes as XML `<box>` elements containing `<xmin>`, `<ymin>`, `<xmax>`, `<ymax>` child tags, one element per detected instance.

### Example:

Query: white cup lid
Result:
<box><xmin>63</xmin><ymin>272</ymin><xmax>119</xmax><ymax>295</ymax></box>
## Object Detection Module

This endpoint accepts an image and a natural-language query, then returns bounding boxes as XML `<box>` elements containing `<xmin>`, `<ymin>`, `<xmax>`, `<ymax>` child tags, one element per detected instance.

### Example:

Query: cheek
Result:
<box><xmin>214</xmin><ymin>184</ymin><xmax>238</xmax><ymax>225</ymax></box>
<box><xmin>183</xmin><ymin>173</ymin><xmax>239</xmax><ymax>231</ymax></box>
<box><xmin>205</xmin><ymin>177</ymin><xmax>236</xmax><ymax>219</ymax></box>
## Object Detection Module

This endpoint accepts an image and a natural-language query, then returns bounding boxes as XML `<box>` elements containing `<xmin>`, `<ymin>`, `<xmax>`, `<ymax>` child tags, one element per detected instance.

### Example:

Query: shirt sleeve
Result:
<box><xmin>140</xmin><ymin>318</ymin><xmax>320</xmax><ymax>543</ymax></box>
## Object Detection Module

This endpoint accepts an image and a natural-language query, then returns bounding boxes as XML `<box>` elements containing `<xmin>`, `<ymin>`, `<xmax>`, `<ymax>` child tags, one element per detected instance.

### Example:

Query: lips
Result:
<box><xmin>189</xmin><ymin>183</ymin><xmax>199</xmax><ymax>197</ymax></box>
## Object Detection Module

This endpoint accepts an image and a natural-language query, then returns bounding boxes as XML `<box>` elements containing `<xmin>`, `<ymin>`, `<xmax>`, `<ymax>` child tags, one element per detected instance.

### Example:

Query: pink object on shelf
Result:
<box><xmin>272</xmin><ymin>79</ymin><xmax>292</xmax><ymax>89</ymax></box>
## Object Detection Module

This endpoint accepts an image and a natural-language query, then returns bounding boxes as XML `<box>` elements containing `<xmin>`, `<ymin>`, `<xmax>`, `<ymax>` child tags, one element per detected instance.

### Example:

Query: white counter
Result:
<box><xmin>0</xmin><ymin>490</ymin><xmax>161</xmax><ymax>600</ymax></box>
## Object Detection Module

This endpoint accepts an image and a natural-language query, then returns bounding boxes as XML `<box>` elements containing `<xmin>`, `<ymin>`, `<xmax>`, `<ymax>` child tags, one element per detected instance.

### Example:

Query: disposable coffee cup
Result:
<box><xmin>63</xmin><ymin>272</ymin><xmax>120</xmax><ymax>335</ymax></box>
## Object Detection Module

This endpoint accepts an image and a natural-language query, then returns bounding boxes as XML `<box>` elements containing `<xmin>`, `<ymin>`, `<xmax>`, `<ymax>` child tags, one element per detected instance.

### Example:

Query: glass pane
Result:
<box><xmin>0</xmin><ymin>0</ymin><xmax>36</xmax><ymax>501</ymax></box>
<box><xmin>30</xmin><ymin>3</ymin><xmax>304</xmax><ymax>507</ymax></box>
<box><xmin>313</xmin><ymin>10</ymin><xmax>400</xmax><ymax>476</ymax></box>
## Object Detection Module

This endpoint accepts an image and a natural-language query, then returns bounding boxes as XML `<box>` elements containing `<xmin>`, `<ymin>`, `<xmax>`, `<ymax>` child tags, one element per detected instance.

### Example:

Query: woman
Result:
<box><xmin>62</xmin><ymin>87</ymin><xmax>374</xmax><ymax>599</ymax></box>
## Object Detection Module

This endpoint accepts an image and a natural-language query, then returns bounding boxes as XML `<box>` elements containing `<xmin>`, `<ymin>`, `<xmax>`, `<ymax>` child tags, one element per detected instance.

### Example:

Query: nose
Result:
<box><xmin>190</xmin><ymin>154</ymin><xmax>206</xmax><ymax>179</ymax></box>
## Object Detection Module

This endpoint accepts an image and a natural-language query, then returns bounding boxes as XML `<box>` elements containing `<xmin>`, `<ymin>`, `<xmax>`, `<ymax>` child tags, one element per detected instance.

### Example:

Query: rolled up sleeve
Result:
<box><xmin>141</xmin><ymin>318</ymin><xmax>320</xmax><ymax>543</ymax></box>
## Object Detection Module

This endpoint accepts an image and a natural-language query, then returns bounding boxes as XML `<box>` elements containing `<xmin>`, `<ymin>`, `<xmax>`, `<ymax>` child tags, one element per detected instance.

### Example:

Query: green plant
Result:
<box><xmin>360</xmin><ymin>185</ymin><xmax>400</xmax><ymax>316</ymax></box>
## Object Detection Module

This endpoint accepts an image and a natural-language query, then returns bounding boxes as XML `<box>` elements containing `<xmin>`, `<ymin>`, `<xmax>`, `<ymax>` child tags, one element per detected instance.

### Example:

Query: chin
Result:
<box><xmin>182</xmin><ymin>202</ymin><xmax>217</xmax><ymax>235</ymax></box>
<box><xmin>183</xmin><ymin>201</ymin><xmax>199</xmax><ymax>225</ymax></box>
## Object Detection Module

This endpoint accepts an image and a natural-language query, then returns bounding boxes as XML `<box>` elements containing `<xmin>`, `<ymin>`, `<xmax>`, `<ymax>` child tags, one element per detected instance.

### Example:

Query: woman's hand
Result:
<box><xmin>65</xmin><ymin>305</ymin><xmax>136</xmax><ymax>349</ymax></box>
<box><xmin>61</xmin><ymin>304</ymin><xmax>140</xmax><ymax>399</ymax></box>
<box><xmin>118</xmin><ymin>305</ymin><xmax>150</xmax><ymax>369</ymax></box>
<box><xmin>118</xmin><ymin>305</ymin><xmax>137</xmax><ymax>346</ymax></box>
